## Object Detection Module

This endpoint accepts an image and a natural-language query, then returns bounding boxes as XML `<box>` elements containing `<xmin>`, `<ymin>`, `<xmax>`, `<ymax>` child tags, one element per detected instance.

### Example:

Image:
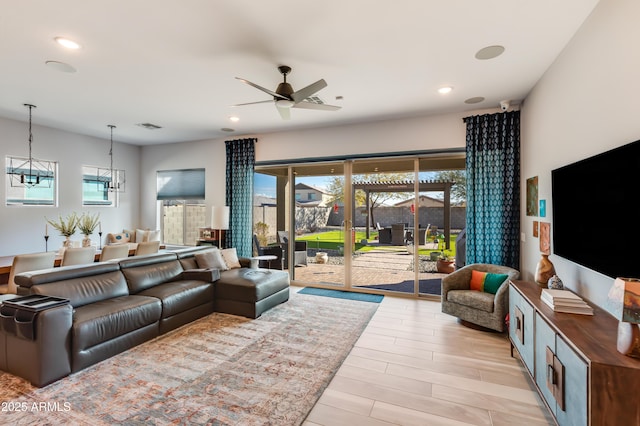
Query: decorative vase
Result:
<box><xmin>63</xmin><ymin>236</ymin><xmax>72</xmax><ymax>248</ymax></box>
<box><xmin>82</xmin><ymin>235</ymin><xmax>92</xmax><ymax>247</ymax></box>
<box><xmin>547</xmin><ymin>274</ymin><xmax>564</xmax><ymax>290</ymax></box>
<box><xmin>535</xmin><ymin>254</ymin><xmax>556</xmax><ymax>287</ymax></box>
<box><xmin>436</xmin><ymin>259</ymin><xmax>455</xmax><ymax>274</ymax></box>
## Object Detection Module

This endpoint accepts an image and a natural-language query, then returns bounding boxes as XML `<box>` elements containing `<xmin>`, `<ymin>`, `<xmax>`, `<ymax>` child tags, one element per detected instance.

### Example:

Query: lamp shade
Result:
<box><xmin>211</xmin><ymin>206</ymin><xmax>230</xmax><ymax>230</ymax></box>
<box><xmin>608</xmin><ymin>278</ymin><xmax>640</xmax><ymax>323</ymax></box>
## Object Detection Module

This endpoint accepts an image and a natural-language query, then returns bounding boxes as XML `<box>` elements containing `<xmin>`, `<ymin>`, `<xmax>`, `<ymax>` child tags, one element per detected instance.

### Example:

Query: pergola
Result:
<box><xmin>352</xmin><ymin>180</ymin><xmax>455</xmax><ymax>249</ymax></box>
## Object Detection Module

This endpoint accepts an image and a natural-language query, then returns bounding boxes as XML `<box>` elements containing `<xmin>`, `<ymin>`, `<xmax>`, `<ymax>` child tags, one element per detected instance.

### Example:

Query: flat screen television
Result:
<box><xmin>552</xmin><ymin>139</ymin><xmax>640</xmax><ymax>279</ymax></box>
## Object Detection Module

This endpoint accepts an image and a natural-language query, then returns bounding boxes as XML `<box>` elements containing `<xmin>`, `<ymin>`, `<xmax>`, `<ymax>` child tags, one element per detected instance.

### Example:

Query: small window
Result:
<box><xmin>82</xmin><ymin>166</ymin><xmax>118</xmax><ymax>206</ymax></box>
<box><xmin>308</xmin><ymin>193</ymin><xmax>315</xmax><ymax>200</ymax></box>
<box><xmin>5</xmin><ymin>156</ymin><xmax>57</xmax><ymax>206</ymax></box>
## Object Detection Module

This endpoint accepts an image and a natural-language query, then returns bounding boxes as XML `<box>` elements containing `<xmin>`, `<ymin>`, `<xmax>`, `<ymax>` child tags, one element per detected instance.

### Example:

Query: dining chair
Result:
<box><xmin>2</xmin><ymin>251</ymin><xmax>56</xmax><ymax>294</ymax></box>
<box><xmin>61</xmin><ymin>246</ymin><xmax>97</xmax><ymax>266</ymax></box>
<box><xmin>134</xmin><ymin>240</ymin><xmax>160</xmax><ymax>256</ymax></box>
<box><xmin>99</xmin><ymin>244</ymin><xmax>130</xmax><ymax>262</ymax></box>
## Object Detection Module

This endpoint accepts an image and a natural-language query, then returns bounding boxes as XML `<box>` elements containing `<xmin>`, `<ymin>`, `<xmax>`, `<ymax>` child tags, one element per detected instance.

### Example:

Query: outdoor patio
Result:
<box><xmin>291</xmin><ymin>245</ymin><xmax>448</xmax><ymax>296</ymax></box>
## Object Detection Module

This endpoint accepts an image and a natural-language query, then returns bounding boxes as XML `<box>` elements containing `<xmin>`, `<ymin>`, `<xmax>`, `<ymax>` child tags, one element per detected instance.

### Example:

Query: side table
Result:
<box><xmin>250</xmin><ymin>255</ymin><xmax>277</xmax><ymax>269</ymax></box>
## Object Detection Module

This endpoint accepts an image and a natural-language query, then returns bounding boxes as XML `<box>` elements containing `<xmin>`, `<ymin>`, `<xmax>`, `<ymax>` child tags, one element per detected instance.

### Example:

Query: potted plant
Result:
<box><xmin>46</xmin><ymin>212</ymin><xmax>80</xmax><ymax>248</ymax></box>
<box><xmin>436</xmin><ymin>250</ymin><xmax>455</xmax><ymax>274</ymax></box>
<box><xmin>78</xmin><ymin>212</ymin><xmax>100</xmax><ymax>247</ymax></box>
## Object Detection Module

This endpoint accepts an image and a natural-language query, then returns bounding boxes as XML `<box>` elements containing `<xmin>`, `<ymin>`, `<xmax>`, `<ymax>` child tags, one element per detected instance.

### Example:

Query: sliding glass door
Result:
<box><xmin>254</xmin><ymin>152</ymin><xmax>465</xmax><ymax>297</ymax></box>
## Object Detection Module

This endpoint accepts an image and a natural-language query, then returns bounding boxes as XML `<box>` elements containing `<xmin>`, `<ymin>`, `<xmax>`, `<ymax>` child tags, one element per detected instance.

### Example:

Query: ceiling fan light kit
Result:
<box><xmin>234</xmin><ymin>65</ymin><xmax>341</xmax><ymax>120</ymax></box>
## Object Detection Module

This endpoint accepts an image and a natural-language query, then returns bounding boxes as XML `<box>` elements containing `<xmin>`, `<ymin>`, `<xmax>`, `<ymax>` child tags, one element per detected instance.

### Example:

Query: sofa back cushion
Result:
<box><xmin>119</xmin><ymin>253</ymin><xmax>184</xmax><ymax>293</ymax></box>
<box><xmin>15</xmin><ymin>263</ymin><xmax>129</xmax><ymax>308</ymax></box>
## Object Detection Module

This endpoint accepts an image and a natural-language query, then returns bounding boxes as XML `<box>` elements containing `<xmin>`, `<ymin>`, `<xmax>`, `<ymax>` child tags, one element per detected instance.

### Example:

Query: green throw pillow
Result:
<box><xmin>470</xmin><ymin>270</ymin><xmax>509</xmax><ymax>294</ymax></box>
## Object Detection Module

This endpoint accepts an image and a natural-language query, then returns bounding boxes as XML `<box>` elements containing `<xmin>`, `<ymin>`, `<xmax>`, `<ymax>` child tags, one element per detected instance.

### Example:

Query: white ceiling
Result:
<box><xmin>0</xmin><ymin>0</ymin><xmax>599</xmax><ymax>146</ymax></box>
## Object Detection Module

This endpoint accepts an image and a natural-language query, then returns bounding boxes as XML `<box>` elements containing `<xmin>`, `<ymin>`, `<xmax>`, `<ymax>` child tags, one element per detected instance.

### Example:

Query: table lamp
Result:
<box><xmin>608</xmin><ymin>277</ymin><xmax>640</xmax><ymax>358</ymax></box>
<box><xmin>211</xmin><ymin>206</ymin><xmax>229</xmax><ymax>249</ymax></box>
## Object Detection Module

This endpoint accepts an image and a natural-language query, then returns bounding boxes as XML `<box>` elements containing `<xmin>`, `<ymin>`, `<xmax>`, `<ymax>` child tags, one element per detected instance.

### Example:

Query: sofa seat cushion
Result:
<box><xmin>138</xmin><ymin>280</ymin><xmax>214</xmax><ymax>318</ymax></box>
<box><xmin>217</xmin><ymin>269</ymin><xmax>289</xmax><ymax>302</ymax></box>
<box><xmin>72</xmin><ymin>295</ymin><xmax>161</xmax><ymax>352</ymax></box>
<box><xmin>447</xmin><ymin>290</ymin><xmax>495</xmax><ymax>313</ymax></box>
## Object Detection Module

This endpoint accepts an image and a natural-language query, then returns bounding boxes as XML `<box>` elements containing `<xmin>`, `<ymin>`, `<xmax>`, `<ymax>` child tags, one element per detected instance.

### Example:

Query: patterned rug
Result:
<box><xmin>0</xmin><ymin>292</ymin><xmax>379</xmax><ymax>425</ymax></box>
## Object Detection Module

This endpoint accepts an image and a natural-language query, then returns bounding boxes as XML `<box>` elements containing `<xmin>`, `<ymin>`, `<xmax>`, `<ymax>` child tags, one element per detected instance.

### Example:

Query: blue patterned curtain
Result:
<box><xmin>225</xmin><ymin>138</ymin><xmax>256</xmax><ymax>257</ymax></box>
<box><xmin>464</xmin><ymin>111</ymin><xmax>520</xmax><ymax>269</ymax></box>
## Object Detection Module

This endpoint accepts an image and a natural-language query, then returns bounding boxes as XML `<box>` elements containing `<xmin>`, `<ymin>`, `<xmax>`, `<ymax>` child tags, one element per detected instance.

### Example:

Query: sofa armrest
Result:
<box><xmin>2</xmin><ymin>303</ymin><xmax>73</xmax><ymax>387</ymax></box>
<box><xmin>182</xmin><ymin>268</ymin><xmax>220</xmax><ymax>282</ymax></box>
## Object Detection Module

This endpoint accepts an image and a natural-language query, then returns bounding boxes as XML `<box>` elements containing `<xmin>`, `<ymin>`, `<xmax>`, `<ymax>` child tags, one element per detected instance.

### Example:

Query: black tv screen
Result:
<box><xmin>552</xmin><ymin>139</ymin><xmax>640</xmax><ymax>279</ymax></box>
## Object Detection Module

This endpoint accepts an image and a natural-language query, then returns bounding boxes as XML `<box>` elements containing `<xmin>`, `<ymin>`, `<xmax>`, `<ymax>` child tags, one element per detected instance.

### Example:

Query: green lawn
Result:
<box><xmin>297</xmin><ymin>230</ymin><xmax>457</xmax><ymax>257</ymax></box>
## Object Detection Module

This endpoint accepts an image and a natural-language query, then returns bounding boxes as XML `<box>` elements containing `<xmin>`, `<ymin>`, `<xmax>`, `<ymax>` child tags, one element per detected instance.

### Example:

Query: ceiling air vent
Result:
<box><xmin>136</xmin><ymin>123</ymin><xmax>162</xmax><ymax>130</ymax></box>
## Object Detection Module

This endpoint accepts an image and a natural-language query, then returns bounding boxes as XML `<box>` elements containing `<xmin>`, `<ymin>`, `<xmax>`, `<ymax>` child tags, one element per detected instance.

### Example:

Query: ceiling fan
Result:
<box><xmin>233</xmin><ymin>65</ymin><xmax>341</xmax><ymax>120</ymax></box>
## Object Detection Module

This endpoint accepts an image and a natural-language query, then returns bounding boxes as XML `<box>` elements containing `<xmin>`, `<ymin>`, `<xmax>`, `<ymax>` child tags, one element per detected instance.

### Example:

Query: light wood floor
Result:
<box><xmin>301</xmin><ymin>292</ymin><xmax>554</xmax><ymax>426</ymax></box>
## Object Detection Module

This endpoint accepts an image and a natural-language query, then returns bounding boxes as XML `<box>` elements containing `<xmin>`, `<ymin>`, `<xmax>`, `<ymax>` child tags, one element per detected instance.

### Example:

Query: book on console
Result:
<box><xmin>541</xmin><ymin>290</ymin><xmax>594</xmax><ymax>315</ymax></box>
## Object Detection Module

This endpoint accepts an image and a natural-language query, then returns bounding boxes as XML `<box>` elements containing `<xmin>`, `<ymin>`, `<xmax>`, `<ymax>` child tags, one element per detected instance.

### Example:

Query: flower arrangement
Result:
<box><xmin>78</xmin><ymin>212</ymin><xmax>100</xmax><ymax>236</ymax></box>
<box><xmin>46</xmin><ymin>212</ymin><xmax>79</xmax><ymax>237</ymax></box>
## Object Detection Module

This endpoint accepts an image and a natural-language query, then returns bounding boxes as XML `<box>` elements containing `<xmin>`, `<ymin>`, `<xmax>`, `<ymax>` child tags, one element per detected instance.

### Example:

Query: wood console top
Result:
<box><xmin>511</xmin><ymin>280</ymin><xmax>640</xmax><ymax>371</ymax></box>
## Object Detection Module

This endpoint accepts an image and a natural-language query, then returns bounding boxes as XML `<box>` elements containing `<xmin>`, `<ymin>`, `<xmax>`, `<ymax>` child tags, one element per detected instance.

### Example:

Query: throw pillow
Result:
<box><xmin>470</xmin><ymin>270</ymin><xmax>510</xmax><ymax>294</ymax></box>
<box><xmin>221</xmin><ymin>248</ymin><xmax>241</xmax><ymax>269</ymax></box>
<box><xmin>108</xmin><ymin>232</ymin><xmax>130</xmax><ymax>244</ymax></box>
<box><xmin>123</xmin><ymin>229</ymin><xmax>136</xmax><ymax>243</ymax></box>
<box><xmin>195</xmin><ymin>249</ymin><xmax>229</xmax><ymax>271</ymax></box>
<box><xmin>136</xmin><ymin>229</ymin><xmax>161</xmax><ymax>243</ymax></box>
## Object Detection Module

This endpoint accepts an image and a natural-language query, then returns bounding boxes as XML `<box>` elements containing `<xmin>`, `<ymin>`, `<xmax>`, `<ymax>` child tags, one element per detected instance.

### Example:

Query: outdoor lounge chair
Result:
<box><xmin>253</xmin><ymin>234</ymin><xmax>284</xmax><ymax>269</ymax></box>
<box><xmin>277</xmin><ymin>231</ymin><xmax>308</xmax><ymax>268</ymax></box>
<box><xmin>391</xmin><ymin>223</ymin><xmax>405</xmax><ymax>245</ymax></box>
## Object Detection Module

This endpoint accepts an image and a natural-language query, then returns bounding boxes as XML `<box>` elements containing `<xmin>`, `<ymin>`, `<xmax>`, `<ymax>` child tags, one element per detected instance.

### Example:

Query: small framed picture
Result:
<box><xmin>533</xmin><ymin>221</ymin><xmax>539</xmax><ymax>238</ymax></box>
<box><xmin>539</xmin><ymin>200</ymin><xmax>546</xmax><ymax>218</ymax></box>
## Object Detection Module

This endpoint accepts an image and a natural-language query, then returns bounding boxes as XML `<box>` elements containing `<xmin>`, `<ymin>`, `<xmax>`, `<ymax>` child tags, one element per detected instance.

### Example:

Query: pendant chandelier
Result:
<box><xmin>7</xmin><ymin>104</ymin><xmax>55</xmax><ymax>188</ymax></box>
<box><xmin>97</xmin><ymin>124</ymin><xmax>126</xmax><ymax>192</ymax></box>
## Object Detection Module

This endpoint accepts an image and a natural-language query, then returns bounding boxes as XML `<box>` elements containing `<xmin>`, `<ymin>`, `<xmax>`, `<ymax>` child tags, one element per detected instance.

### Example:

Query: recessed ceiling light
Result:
<box><xmin>475</xmin><ymin>45</ymin><xmax>505</xmax><ymax>60</ymax></box>
<box><xmin>54</xmin><ymin>37</ymin><xmax>81</xmax><ymax>49</ymax></box>
<box><xmin>438</xmin><ymin>86</ymin><xmax>453</xmax><ymax>95</ymax></box>
<box><xmin>465</xmin><ymin>96</ymin><xmax>485</xmax><ymax>104</ymax></box>
<box><xmin>229</xmin><ymin>116</ymin><xmax>240</xmax><ymax>122</ymax></box>
<box><xmin>45</xmin><ymin>60</ymin><xmax>77</xmax><ymax>73</ymax></box>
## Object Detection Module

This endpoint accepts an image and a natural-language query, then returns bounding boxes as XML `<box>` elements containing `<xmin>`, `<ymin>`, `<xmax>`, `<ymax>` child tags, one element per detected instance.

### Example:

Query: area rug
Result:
<box><xmin>356</xmin><ymin>278</ymin><xmax>442</xmax><ymax>295</ymax></box>
<box><xmin>0</xmin><ymin>292</ymin><xmax>379</xmax><ymax>425</ymax></box>
<box><xmin>297</xmin><ymin>287</ymin><xmax>384</xmax><ymax>303</ymax></box>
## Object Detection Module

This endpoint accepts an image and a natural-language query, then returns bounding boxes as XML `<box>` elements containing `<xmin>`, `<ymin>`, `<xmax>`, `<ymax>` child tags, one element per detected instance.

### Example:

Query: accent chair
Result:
<box><xmin>441</xmin><ymin>263</ymin><xmax>520</xmax><ymax>332</ymax></box>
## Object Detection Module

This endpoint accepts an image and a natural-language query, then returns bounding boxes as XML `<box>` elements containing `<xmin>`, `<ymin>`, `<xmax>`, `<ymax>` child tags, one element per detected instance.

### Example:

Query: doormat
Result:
<box><xmin>297</xmin><ymin>287</ymin><xmax>384</xmax><ymax>303</ymax></box>
<box><xmin>356</xmin><ymin>278</ymin><xmax>442</xmax><ymax>295</ymax></box>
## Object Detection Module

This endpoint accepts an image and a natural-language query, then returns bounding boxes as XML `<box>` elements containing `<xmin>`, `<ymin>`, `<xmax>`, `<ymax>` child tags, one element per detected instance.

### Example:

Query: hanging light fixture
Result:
<box><xmin>7</xmin><ymin>104</ymin><xmax>55</xmax><ymax>188</ymax></box>
<box><xmin>97</xmin><ymin>125</ymin><xmax>126</xmax><ymax>192</ymax></box>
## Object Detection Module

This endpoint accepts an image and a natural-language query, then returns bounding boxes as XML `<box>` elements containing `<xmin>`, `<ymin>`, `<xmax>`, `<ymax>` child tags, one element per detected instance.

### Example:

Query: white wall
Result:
<box><xmin>520</xmin><ymin>0</ymin><xmax>640</xmax><ymax>312</ymax></box>
<box><xmin>0</xmin><ymin>116</ymin><xmax>140</xmax><ymax>256</ymax></box>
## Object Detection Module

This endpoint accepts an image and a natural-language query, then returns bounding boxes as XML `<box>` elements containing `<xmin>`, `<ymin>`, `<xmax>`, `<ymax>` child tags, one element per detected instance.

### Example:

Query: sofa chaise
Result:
<box><xmin>0</xmin><ymin>247</ymin><xmax>289</xmax><ymax>387</ymax></box>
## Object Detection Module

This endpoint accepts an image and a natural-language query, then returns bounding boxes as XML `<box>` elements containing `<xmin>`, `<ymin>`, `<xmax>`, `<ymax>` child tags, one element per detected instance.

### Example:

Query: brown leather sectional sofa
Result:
<box><xmin>0</xmin><ymin>247</ymin><xmax>289</xmax><ymax>387</ymax></box>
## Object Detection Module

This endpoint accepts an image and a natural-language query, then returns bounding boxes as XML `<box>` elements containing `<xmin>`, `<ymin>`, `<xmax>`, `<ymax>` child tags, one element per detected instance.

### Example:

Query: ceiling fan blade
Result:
<box><xmin>292</xmin><ymin>101</ymin><xmax>341</xmax><ymax>111</ymax></box>
<box><xmin>235</xmin><ymin>77</ymin><xmax>288</xmax><ymax>100</ymax></box>
<box><xmin>290</xmin><ymin>79</ymin><xmax>328</xmax><ymax>103</ymax></box>
<box><xmin>231</xmin><ymin>100</ymin><xmax>273</xmax><ymax>107</ymax></box>
<box><xmin>276</xmin><ymin>105</ymin><xmax>291</xmax><ymax>120</ymax></box>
